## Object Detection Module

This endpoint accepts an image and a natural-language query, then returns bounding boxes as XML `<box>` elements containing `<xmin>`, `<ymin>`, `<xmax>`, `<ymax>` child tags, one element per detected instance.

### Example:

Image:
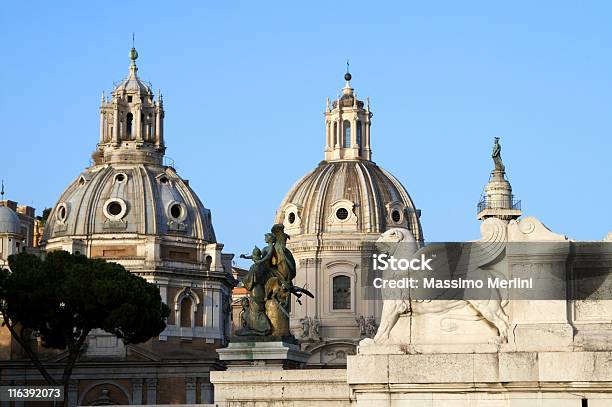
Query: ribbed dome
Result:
<box><xmin>275</xmin><ymin>160</ymin><xmax>423</xmax><ymax>240</ymax></box>
<box><xmin>114</xmin><ymin>74</ymin><xmax>152</xmax><ymax>95</ymax></box>
<box><xmin>43</xmin><ymin>164</ymin><xmax>215</xmax><ymax>242</ymax></box>
<box><xmin>0</xmin><ymin>206</ymin><xmax>20</xmax><ymax>235</ymax></box>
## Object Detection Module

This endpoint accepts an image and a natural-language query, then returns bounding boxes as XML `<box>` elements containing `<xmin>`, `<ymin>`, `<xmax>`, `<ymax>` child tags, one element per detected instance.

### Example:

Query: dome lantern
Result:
<box><xmin>324</xmin><ymin>68</ymin><xmax>372</xmax><ymax>161</ymax></box>
<box><xmin>96</xmin><ymin>47</ymin><xmax>165</xmax><ymax>166</ymax></box>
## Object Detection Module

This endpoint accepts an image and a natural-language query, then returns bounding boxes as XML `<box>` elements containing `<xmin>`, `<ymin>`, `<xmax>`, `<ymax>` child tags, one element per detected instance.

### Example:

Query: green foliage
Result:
<box><xmin>36</xmin><ymin>208</ymin><xmax>52</xmax><ymax>225</ymax></box>
<box><xmin>0</xmin><ymin>251</ymin><xmax>170</xmax><ymax>350</ymax></box>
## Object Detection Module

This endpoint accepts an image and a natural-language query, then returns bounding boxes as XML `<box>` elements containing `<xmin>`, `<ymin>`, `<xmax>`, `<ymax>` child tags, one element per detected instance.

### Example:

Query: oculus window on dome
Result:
<box><xmin>170</xmin><ymin>204</ymin><xmax>182</xmax><ymax>219</ymax></box>
<box><xmin>108</xmin><ymin>202</ymin><xmax>122</xmax><ymax>216</ymax></box>
<box><xmin>56</xmin><ymin>203</ymin><xmax>68</xmax><ymax>223</ymax></box>
<box><xmin>114</xmin><ymin>173</ymin><xmax>127</xmax><ymax>183</ymax></box>
<box><xmin>391</xmin><ymin>209</ymin><xmax>401</xmax><ymax>223</ymax></box>
<box><xmin>166</xmin><ymin>201</ymin><xmax>188</xmax><ymax>223</ymax></box>
<box><xmin>336</xmin><ymin>207</ymin><xmax>349</xmax><ymax>221</ymax></box>
<box><xmin>103</xmin><ymin>198</ymin><xmax>128</xmax><ymax>221</ymax></box>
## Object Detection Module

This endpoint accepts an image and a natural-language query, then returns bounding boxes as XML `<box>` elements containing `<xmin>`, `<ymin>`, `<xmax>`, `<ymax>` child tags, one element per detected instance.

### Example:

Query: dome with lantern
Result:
<box><xmin>275</xmin><ymin>72</ymin><xmax>423</xmax><ymax>241</ymax></box>
<box><xmin>43</xmin><ymin>48</ymin><xmax>219</xmax><ymax>270</ymax></box>
<box><xmin>272</xmin><ymin>70</ymin><xmax>423</xmax><ymax>368</ymax></box>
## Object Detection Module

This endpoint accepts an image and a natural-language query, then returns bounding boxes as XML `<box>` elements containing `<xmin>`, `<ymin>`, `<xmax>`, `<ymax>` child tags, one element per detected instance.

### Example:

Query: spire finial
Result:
<box><xmin>128</xmin><ymin>35</ymin><xmax>138</xmax><ymax>76</ymax></box>
<box><xmin>129</xmin><ymin>34</ymin><xmax>138</xmax><ymax>64</ymax></box>
<box><xmin>344</xmin><ymin>59</ymin><xmax>352</xmax><ymax>82</ymax></box>
<box><xmin>1</xmin><ymin>180</ymin><xmax>4</xmax><ymax>200</ymax></box>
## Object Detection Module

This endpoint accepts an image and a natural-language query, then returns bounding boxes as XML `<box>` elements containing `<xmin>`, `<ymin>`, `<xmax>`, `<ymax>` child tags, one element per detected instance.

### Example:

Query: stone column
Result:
<box><xmin>351</xmin><ymin>116</ymin><xmax>357</xmax><ymax>149</ymax></box>
<box><xmin>99</xmin><ymin>111</ymin><xmax>105</xmax><ymax>143</ymax></box>
<box><xmin>112</xmin><ymin>110</ymin><xmax>119</xmax><ymax>143</ymax></box>
<box><xmin>364</xmin><ymin>121</ymin><xmax>371</xmax><ymax>160</ymax></box>
<box><xmin>185</xmin><ymin>377</ymin><xmax>196</xmax><ymax>404</ymax></box>
<box><xmin>103</xmin><ymin>113</ymin><xmax>108</xmax><ymax>142</ymax></box>
<box><xmin>135</xmin><ymin>106</ymin><xmax>142</xmax><ymax>141</ymax></box>
<box><xmin>154</xmin><ymin>109</ymin><xmax>160</xmax><ymax>147</ymax></box>
<box><xmin>158</xmin><ymin>110</ymin><xmax>164</xmax><ymax>147</ymax></box>
<box><xmin>145</xmin><ymin>378</ymin><xmax>157</xmax><ymax>404</ymax></box>
<box><xmin>131</xmin><ymin>379</ymin><xmax>143</xmax><ymax>405</ymax></box>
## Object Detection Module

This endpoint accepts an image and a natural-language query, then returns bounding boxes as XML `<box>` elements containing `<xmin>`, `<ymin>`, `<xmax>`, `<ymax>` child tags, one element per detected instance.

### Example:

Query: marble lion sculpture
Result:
<box><xmin>361</xmin><ymin>219</ymin><xmax>511</xmax><ymax>346</ymax></box>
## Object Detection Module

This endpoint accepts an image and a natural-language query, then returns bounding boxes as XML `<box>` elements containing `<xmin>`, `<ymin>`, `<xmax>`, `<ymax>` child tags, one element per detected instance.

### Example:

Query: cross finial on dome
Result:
<box><xmin>129</xmin><ymin>34</ymin><xmax>139</xmax><ymax>76</ymax></box>
<box><xmin>344</xmin><ymin>59</ymin><xmax>352</xmax><ymax>82</ymax></box>
<box><xmin>342</xmin><ymin>60</ymin><xmax>354</xmax><ymax>96</ymax></box>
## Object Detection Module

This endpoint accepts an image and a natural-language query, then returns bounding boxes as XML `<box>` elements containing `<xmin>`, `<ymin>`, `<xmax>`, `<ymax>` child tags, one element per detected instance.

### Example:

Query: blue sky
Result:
<box><xmin>1</xmin><ymin>1</ymin><xmax>611</xmax><ymax>266</ymax></box>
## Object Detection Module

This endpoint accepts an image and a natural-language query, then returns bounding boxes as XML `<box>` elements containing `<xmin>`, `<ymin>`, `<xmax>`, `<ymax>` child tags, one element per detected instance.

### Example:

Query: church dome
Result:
<box><xmin>0</xmin><ymin>206</ymin><xmax>20</xmax><ymax>235</ymax></box>
<box><xmin>275</xmin><ymin>71</ymin><xmax>423</xmax><ymax>368</ymax></box>
<box><xmin>41</xmin><ymin>47</ymin><xmax>235</xmax><ymax>349</ymax></box>
<box><xmin>275</xmin><ymin>72</ymin><xmax>423</xmax><ymax>241</ymax></box>
<box><xmin>276</xmin><ymin>160</ymin><xmax>422</xmax><ymax>239</ymax></box>
<box><xmin>43</xmin><ymin>47</ymin><xmax>216</xmax><ymax>252</ymax></box>
<box><xmin>43</xmin><ymin>164</ymin><xmax>215</xmax><ymax>242</ymax></box>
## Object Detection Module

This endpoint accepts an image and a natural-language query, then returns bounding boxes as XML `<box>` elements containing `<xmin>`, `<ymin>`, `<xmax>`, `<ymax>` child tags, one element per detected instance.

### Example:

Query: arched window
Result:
<box><xmin>343</xmin><ymin>120</ymin><xmax>351</xmax><ymax>148</ymax></box>
<box><xmin>332</xmin><ymin>275</ymin><xmax>351</xmax><ymax>310</ymax></box>
<box><xmin>356</xmin><ymin>121</ymin><xmax>362</xmax><ymax>154</ymax></box>
<box><xmin>126</xmin><ymin>113</ymin><xmax>133</xmax><ymax>138</ymax></box>
<box><xmin>180</xmin><ymin>297</ymin><xmax>192</xmax><ymax>327</ymax></box>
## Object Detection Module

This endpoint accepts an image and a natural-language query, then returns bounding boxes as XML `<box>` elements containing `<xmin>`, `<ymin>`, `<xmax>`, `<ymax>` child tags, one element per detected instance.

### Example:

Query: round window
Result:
<box><xmin>107</xmin><ymin>201</ymin><xmax>122</xmax><ymax>216</ymax></box>
<box><xmin>115</xmin><ymin>173</ymin><xmax>126</xmax><ymax>183</ymax></box>
<box><xmin>336</xmin><ymin>208</ymin><xmax>349</xmax><ymax>221</ymax></box>
<box><xmin>391</xmin><ymin>209</ymin><xmax>401</xmax><ymax>223</ymax></box>
<box><xmin>170</xmin><ymin>204</ymin><xmax>182</xmax><ymax>219</ymax></box>
<box><xmin>56</xmin><ymin>204</ymin><xmax>68</xmax><ymax>222</ymax></box>
<box><xmin>159</xmin><ymin>176</ymin><xmax>169</xmax><ymax>184</ymax></box>
<box><xmin>288</xmin><ymin>212</ymin><xmax>296</xmax><ymax>224</ymax></box>
<box><xmin>103</xmin><ymin>198</ymin><xmax>127</xmax><ymax>221</ymax></box>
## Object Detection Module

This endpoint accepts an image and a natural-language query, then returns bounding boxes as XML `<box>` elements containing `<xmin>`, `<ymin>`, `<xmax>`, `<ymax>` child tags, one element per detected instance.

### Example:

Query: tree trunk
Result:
<box><xmin>60</xmin><ymin>334</ymin><xmax>87</xmax><ymax>407</ymax></box>
<box><xmin>2</xmin><ymin>312</ymin><xmax>57</xmax><ymax>385</ymax></box>
<box><xmin>2</xmin><ymin>312</ymin><xmax>89</xmax><ymax>407</ymax></box>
